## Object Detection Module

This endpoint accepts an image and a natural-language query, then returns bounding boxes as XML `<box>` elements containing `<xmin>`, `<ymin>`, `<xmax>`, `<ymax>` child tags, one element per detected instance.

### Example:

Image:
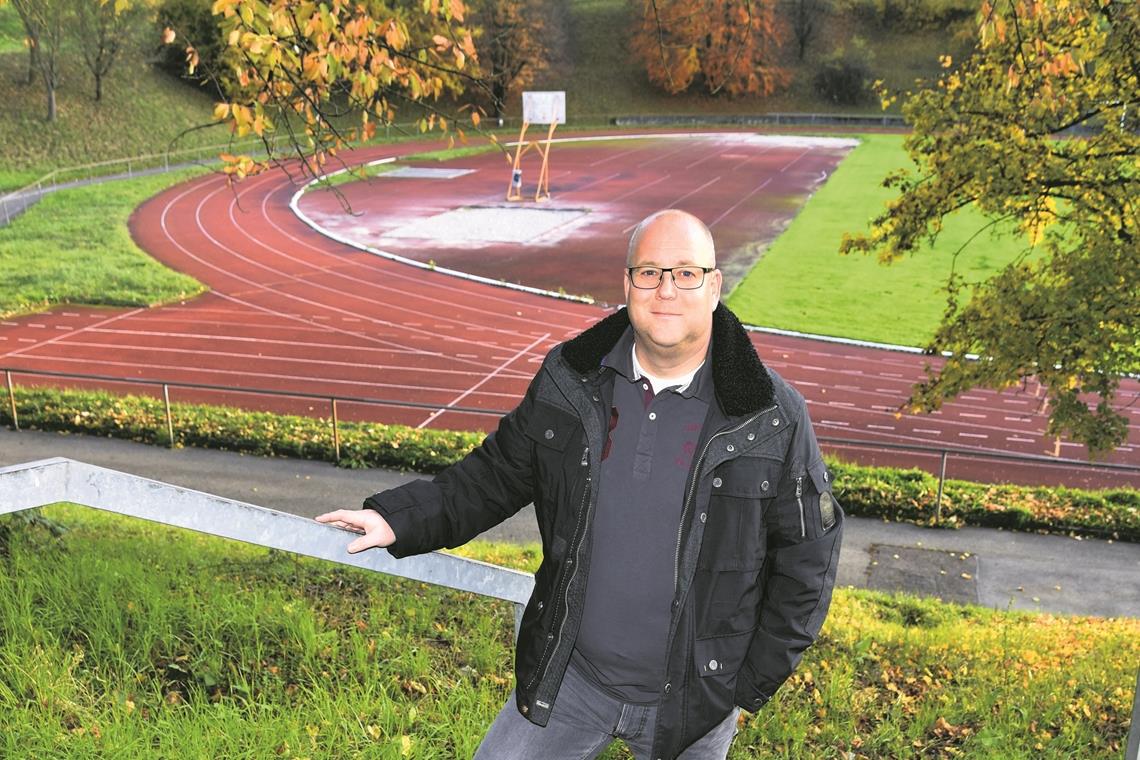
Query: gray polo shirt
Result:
<box><xmin>571</xmin><ymin>328</ymin><xmax>714</xmax><ymax>703</ymax></box>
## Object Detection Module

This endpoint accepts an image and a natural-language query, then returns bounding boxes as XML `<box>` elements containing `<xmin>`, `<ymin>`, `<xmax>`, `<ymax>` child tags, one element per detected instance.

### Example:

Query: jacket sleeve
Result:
<box><xmin>735</xmin><ymin>400</ymin><xmax>844</xmax><ymax>712</ymax></box>
<box><xmin>362</xmin><ymin>370</ymin><xmax>541</xmax><ymax>559</ymax></box>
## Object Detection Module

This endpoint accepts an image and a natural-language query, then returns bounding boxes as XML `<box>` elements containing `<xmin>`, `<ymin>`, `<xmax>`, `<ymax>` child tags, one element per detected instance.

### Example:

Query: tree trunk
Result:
<box><xmin>94</xmin><ymin>72</ymin><xmax>103</xmax><ymax>102</ymax></box>
<box><xmin>26</xmin><ymin>44</ymin><xmax>37</xmax><ymax>85</ymax></box>
<box><xmin>46</xmin><ymin>80</ymin><xmax>56</xmax><ymax>121</ymax></box>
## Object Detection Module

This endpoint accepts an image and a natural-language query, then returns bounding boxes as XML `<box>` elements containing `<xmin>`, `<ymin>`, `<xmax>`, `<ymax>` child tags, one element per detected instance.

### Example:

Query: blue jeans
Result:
<box><xmin>472</xmin><ymin>662</ymin><xmax>740</xmax><ymax>760</ymax></box>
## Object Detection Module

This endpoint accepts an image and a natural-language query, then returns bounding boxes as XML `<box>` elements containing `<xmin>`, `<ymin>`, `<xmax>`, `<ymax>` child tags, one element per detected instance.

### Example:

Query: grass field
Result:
<box><xmin>0</xmin><ymin>169</ymin><xmax>208</xmax><ymax>319</ymax></box>
<box><xmin>0</xmin><ymin>4</ymin><xmax>23</xmax><ymax>54</ymax></box>
<box><xmin>725</xmin><ymin>133</ymin><xmax>1032</xmax><ymax>347</ymax></box>
<box><xmin>0</xmin><ymin>505</ymin><xmax>1135</xmax><ymax>759</ymax></box>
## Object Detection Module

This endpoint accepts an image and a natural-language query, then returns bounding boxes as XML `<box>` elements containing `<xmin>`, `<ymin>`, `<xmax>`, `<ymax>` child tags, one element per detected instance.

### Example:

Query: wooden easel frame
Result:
<box><xmin>506</xmin><ymin>119</ymin><xmax>559</xmax><ymax>202</ymax></box>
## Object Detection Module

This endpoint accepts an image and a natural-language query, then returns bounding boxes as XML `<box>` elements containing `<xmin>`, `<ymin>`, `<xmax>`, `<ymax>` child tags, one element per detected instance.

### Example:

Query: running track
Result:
<box><xmin>1</xmin><ymin>131</ymin><xmax>1136</xmax><ymax>489</ymax></box>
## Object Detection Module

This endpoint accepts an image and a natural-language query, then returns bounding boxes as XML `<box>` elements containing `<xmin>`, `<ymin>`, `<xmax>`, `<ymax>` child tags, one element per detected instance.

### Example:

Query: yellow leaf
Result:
<box><xmin>213</xmin><ymin>103</ymin><xmax>231</xmax><ymax>121</ymax></box>
<box><xmin>400</xmin><ymin>735</ymin><xmax>412</xmax><ymax>755</ymax></box>
<box><xmin>470</xmin><ymin>110</ymin><xmax>480</xmax><ymax>127</ymax></box>
<box><xmin>161</xmin><ymin>27</ymin><xmax>176</xmax><ymax>45</ymax></box>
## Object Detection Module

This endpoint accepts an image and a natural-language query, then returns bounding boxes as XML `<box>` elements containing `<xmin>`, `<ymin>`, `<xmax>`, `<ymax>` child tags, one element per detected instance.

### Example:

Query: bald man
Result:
<box><xmin>318</xmin><ymin>210</ymin><xmax>843</xmax><ymax>759</ymax></box>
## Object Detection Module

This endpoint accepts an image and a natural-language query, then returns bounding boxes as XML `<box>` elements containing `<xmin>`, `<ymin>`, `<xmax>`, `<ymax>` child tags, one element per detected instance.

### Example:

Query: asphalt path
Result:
<box><xmin>3</xmin><ymin>428</ymin><xmax>1137</xmax><ymax>619</ymax></box>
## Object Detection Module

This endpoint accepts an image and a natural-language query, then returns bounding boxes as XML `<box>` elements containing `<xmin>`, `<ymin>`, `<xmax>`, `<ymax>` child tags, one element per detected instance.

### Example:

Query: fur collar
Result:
<box><xmin>561</xmin><ymin>304</ymin><xmax>775</xmax><ymax>416</ymax></box>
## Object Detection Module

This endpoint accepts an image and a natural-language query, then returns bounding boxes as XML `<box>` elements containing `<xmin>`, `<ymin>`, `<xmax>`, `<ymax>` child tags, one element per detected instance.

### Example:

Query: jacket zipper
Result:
<box><xmin>673</xmin><ymin>405</ymin><xmax>778</xmax><ymax>589</ymax></box>
<box><xmin>796</xmin><ymin>476</ymin><xmax>806</xmax><ymax>538</ymax></box>
<box><xmin>524</xmin><ymin>446</ymin><xmax>591</xmax><ymax>696</ymax></box>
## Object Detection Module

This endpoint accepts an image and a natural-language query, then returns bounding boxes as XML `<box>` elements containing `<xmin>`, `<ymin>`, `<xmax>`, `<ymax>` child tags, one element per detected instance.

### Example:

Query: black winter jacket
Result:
<box><xmin>367</xmin><ymin>304</ymin><xmax>844</xmax><ymax>759</ymax></box>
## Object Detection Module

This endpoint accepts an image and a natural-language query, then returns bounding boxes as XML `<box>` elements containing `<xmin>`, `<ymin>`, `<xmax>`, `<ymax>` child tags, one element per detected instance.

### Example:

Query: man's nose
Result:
<box><xmin>656</xmin><ymin>272</ymin><xmax>678</xmax><ymax>299</ymax></box>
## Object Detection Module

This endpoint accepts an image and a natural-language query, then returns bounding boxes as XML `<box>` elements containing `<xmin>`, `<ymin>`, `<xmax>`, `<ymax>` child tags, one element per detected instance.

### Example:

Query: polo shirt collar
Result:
<box><xmin>600</xmin><ymin>327</ymin><xmax>715</xmax><ymax>402</ymax></box>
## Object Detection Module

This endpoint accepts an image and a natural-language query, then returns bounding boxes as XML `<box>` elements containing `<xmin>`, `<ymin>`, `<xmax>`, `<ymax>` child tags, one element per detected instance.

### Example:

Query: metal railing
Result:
<box><xmin>0</xmin><ymin>457</ymin><xmax>534</xmax><ymax>634</ymax></box>
<box><xmin>3</xmin><ymin>366</ymin><xmax>1139</xmax><ymax>492</ymax></box>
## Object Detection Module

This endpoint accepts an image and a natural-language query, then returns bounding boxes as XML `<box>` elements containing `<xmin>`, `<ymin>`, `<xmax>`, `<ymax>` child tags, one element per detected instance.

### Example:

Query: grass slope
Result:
<box><xmin>0</xmin><ymin>45</ymin><xmax>223</xmax><ymax>187</ymax></box>
<box><xmin>0</xmin><ymin>168</ymin><xmax>208</xmax><ymax>318</ymax></box>
<box><xmin>726</xmin><ymin>134</ymin><xmax>1032</xmax><ymax>347</ymax></box>
<box><xmin>0</xmin><ymin>505</ymin><xmax>1135</xmax><ymax>758</ymax></box>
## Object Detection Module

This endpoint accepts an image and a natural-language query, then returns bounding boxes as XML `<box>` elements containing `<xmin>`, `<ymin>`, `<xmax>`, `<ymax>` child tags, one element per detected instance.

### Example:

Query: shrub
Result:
<box><xmin>813</xmin><ymin>56</ymin><xmax>874</xmax><ymax>106</ymax></box>
<box><xmin>3</xmin><ymin>385</ymin><xmax>1137</xmax><ymax>541</ymax></box>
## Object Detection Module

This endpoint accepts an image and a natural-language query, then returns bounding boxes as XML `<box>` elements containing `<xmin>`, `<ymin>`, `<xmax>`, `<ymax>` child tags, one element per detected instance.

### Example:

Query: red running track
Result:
<box><xmin>0</xmin><ymin>130</ymin><xmax>1136</xmax><ymax>489</ymax></box>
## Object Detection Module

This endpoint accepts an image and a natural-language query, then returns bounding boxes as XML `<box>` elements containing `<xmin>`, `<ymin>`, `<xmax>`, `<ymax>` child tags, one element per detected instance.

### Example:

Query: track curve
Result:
<box><xmin>1</xmin><ymin>130</ymin><xmax>1136</xmax><ymax>489</ymax></box>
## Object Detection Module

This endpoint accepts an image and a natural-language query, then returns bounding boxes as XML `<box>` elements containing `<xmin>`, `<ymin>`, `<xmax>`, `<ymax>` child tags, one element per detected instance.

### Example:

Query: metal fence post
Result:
<box><xmin>162</xmin><ymin>384</ymin><xmax>174</xmax><ymax>447</ymax></box>
<box><xmin>1127</xmin><ymin>667</ymin><xmax>1140</xmax><ymax>760</ymax></box>
<box><xmin>331</xmin><ymin>398</ymin><xmax>341</xmax><ymax>462</ymax></box>
<box><xmin>935</xmin><ymin>450</ymin><xmax>948</xmax><ymax>521</ymax></box>
<box><xmin>5</xmin><ymin>371</ymin><xmax>17</xmax><ymax>430</ymax></box>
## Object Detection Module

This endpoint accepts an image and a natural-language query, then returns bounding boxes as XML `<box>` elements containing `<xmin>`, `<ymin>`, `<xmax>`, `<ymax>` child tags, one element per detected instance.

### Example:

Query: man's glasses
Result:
<box><xmin>627</xmin><ymin>266</ymin><xmax>713</xmax><ymax>290</ymax></box>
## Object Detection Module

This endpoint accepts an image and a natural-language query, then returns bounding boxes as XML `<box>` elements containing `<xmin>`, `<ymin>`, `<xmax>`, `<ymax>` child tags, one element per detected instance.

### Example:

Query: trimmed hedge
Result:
<box><xmin>3</xmin><ymin>386</ymin><xmax>1138</xmax><ymax>542</ymax></box>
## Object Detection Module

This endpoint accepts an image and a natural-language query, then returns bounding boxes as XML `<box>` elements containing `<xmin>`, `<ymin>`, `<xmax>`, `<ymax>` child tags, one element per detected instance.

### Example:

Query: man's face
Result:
<box><xmin>623</xmin><ymin>213</ymin><xmax>722</xmax><ymax>360</ymax></box>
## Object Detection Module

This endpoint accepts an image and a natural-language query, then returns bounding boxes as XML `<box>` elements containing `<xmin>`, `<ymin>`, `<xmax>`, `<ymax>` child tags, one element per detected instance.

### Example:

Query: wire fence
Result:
<box><xmin>4</xmin><ymin>366</ymin><xmax>1137</xmax><ymax>493</ymax></box>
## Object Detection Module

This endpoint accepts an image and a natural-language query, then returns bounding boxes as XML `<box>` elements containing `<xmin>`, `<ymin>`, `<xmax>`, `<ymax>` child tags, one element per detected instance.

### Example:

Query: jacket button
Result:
<box><xmin>772</xmin><ymin>418</ymin><xmax>780</xmax><ymax>426</ymax></box>
<box><xmin>663</xmin><ymin>683</ymin><xmax>671</xmax><ymax>694</ymax></box>
<box><xmin>761</xmin><ymin>480</ymin><xmax>769</xmax><ymax>491</ymax></box>
<box><xmin>708</xmin><ymin>659</ymin><xmax>719</xmax><ymax>671</ymax></box>
<box><xmin>726</xmin><ymin>444</ymin><xmax>735</xmax><ymax>453</ymax></box>
<box><xmin>712</xmin><ymin>477</ymin><xmax>722</xmax><ymax>488</ymax></box>
<box><xmin>544</xmin><ymin>429</ymin><xmax>554</xmax><ymax>440</ymax></box>
<box><xmin>536</xmin><ymin>601</ymin><xmax>544</xmax><ymax>612</ymax></box>
<box><xmin>824</xmin><ymin>471</ymin><xmax>830</xmax><ymax>482</ymax></box>
<box><xmin>746</xmin><ymin>432</ymin><xmax>755</xmax><ymax>441</ymax></box>
<box><xmin>699</xmin><ymin>512</ymin><xmax>706</xmax><ymax>523</ymax></box>
<box><xmin>592</xmin><ymin>395</ymin><xmax>599</xmax><ymax>402</ymax></box>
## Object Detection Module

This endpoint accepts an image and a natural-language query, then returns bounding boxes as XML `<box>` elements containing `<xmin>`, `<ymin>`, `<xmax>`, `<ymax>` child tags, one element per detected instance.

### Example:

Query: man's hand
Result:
<box><xmin>315</xmin><ymin>509</ymin><xmax>396</xmax><ymax>554</ymax></box>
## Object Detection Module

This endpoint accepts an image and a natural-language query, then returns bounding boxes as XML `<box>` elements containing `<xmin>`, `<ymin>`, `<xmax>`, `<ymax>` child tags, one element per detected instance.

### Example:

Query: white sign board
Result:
<box><xmin>522</xmin><ymin>91</ymin><xmax>566</xmax><ymax>125</ymax></box>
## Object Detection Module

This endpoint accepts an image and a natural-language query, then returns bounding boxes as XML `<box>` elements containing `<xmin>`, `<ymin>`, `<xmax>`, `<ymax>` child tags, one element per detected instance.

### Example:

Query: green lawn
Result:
<box><xmin>0</xmin><ymin>505</ymin><xmax>1135</xmax><ymax>758</ymax></box>
<box><xmin>0</xmin><ymin>4</ymin><xmax>23</xmax><ymax>54</ymax></box>
<box><xmin>0</xmin><ymin>169</ymin><xmax>208</xmax><ymax>319</ymax></box>
<box><xmin>726</xmin><ymin>134</ymin><xmax>1032</xmax><ymax>347</ymax></box>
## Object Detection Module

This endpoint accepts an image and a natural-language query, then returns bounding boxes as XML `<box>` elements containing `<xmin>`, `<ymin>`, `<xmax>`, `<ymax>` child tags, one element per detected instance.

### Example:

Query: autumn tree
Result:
<box><xmin>784</xmin><ymin>0</ymin><xmax>829</xmax><ymax>61</ymax></box>
<box><xmin>7</xmin><ymin>0</ymin><xmax>70</xmax><ymax>120</ymax></box>
<box><xmin>181</xmin><ymin>0</ymin><xmax>480</xmax><ymax>181</ymax></box>
<box><xmin>75</xmin><ymin>0</ymin><xmax>152</xmax><ymax>101</ymax></box>
<box><xmin>842</xmin><ymin>0</ymin><xmax>1139</xmax><ymax>455</ymax></box>
<box><xmin>468</xmin><ymin>0</ymin><xmax>553</xmax><ymax>119</ymax></box>
<box><xmin>630</xmin><ymin>0</ymin><xmax>787</xmax><ymax>96</ymax></box>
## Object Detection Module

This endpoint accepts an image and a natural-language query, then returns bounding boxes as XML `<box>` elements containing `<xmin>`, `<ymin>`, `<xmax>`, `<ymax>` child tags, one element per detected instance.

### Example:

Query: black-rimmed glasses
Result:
<box><xmin>627</xmin><ymin>266</ymin><xmax>713</xmax><ymax>290</ymax></box>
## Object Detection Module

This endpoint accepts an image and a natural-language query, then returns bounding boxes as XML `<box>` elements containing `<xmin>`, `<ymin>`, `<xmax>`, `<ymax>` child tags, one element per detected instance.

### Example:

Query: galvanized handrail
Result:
<box><xmin>0</xmin><ymin>458</ymin><xmax>534</xmax><ymax>633</ymax></box>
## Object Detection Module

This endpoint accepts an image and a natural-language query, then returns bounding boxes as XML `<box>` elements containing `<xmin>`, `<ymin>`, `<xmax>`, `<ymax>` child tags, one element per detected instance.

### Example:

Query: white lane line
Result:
<box><xmin>28</xmin><ymin>324</ymin><xmax>46</xmax><ymax>328</ymax></box>
<box><xmin>828</xmin><ymin>401</ymin><xmax>856</xmax><ymax>407</ymax></box>
<box><xmin>959</xmin><ymin>412</ymin><xmax>987</xmax><ymax>419</ymax></box>
<box><xmin>821</xmin><ymin>420</ymin><xmax>850</xmax><ymax>427</ymax></box>
<box><xmin>1006</xmin><ymin>436</ymin><xmax>1035</xmax><ymax>443</ymax></box>
<box><xmin>45</xmin><ymin>340</ymin><xmax>533</xmax><ymax>380</ymax></box>
<box><xmin>708</xmin><ymin>176</ymin><xmax>775</xmax><ymax>228</ymax></box>
<box><xmin>867</xmin><ymin>424</ymin><xmax>895</xmax><ymax>431</ymax></box>
<box><xmin>880</xmin><ymin>372</ymin><xmax>904</xmax><ymax>378</ymax></box>
<box><xmin>1002</xmin><ymin>399</ymin><xmax>1029</xmax><ymax>405</ymax></box>
<box><xmin>417</xmin><ymin>332</ymin><xmax>549</xmax><ymax>429</ymax></box>
<box><xmin>17</xmin><ymin>354</ymin><xmax>526</xmax><ymax>401</ymax></box>
<box><xmin>779</xmin><ymin>149</ymin><xmax>811</xmax><ymax>172</ymax></box>
<box><xmin>960</xmin><ymin>395</ymin><xmax>985</xmax><ymax>401</ymax></box>
<box><xmin>1004</xmin><ymin>416</ymin><xmax>1030</xmax><ymax>422</ymax></box>
<box><xmin>914</xmin><ymin>428</ymin><xmax>941</xmax><ymax>435</ymax></box>
<box><xmin>0</xmin><ymin>308</ymin><xmax>145</xmax><ymax>360</ymax></box>
<box><xmin>62</xmin><ymin>312</ymin><xmax>80</xmax><ymax>317</ymax></box>
<box><xmin>875</xmin><ymin>388</ymin><xmax>898</xmax><ymax>394</ymax></box>
<box><xmin>959</xmin><ymin>432</ymin><xmax>989</xmax><ymax>439</ymax></box>
<box><xmin>157</xmin><ymin>182</ymin><xmax>529</xmax><ymax>374</ymax></box>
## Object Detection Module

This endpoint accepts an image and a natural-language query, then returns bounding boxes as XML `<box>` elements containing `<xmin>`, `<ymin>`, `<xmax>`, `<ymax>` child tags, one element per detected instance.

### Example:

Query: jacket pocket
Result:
<box><xmin>698</xmin><ymin>456</ymin><xmax>782</xmax><ymax>572</ymax></box>
<box><xmin>694</xmin><ymin>628</ymin><xmax>756</xmax><ymax>679</ymax></box>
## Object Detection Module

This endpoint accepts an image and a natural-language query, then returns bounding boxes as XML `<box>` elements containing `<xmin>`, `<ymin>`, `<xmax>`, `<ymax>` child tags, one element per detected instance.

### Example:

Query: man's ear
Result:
<box><xmin>710</xmin><ymin>269</ymin><xmax>723</xmax><ymax>309</ymax></box>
